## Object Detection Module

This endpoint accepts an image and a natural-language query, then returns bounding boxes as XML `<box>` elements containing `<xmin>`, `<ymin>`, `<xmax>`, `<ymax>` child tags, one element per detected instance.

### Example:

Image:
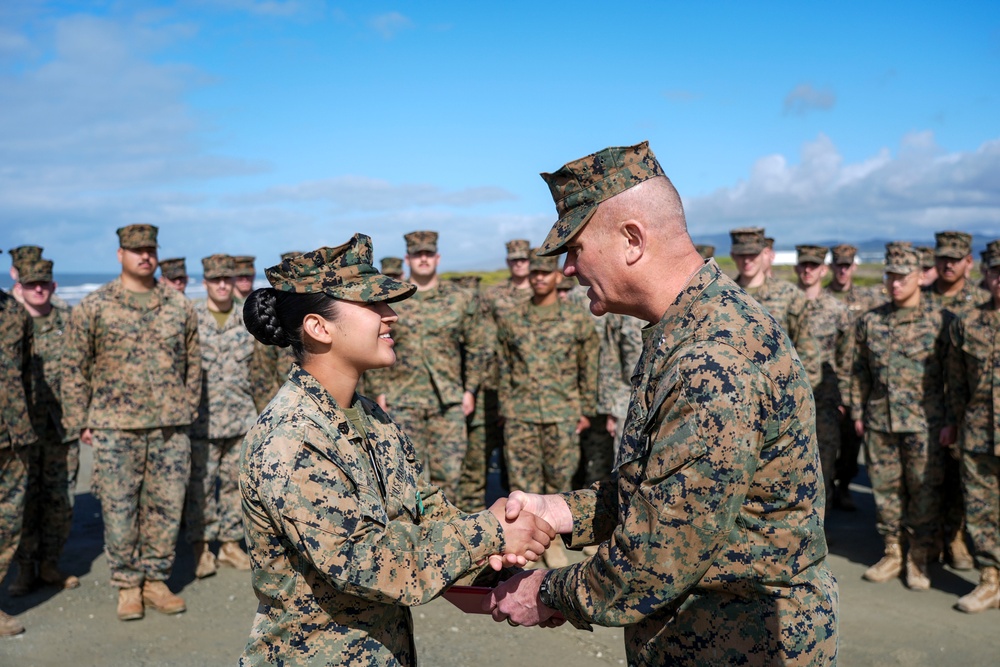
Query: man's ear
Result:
<box><xmin>621</xmin><ymin>220</ymin><xmax>645</xmax><ymax>267</ymax></box>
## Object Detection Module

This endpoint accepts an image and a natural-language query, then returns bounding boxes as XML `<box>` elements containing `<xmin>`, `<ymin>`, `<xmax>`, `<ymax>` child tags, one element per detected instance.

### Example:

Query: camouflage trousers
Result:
<box><xmin>504</xmin><ymin>419</ymin><xmax>580</xmax><ymax>495</ymax></box>
<box><xmin>960</xmin><ymin>451</ymin><xmax>1000</xmax><ymax>569</ymax></box>
<box><xmin>392</xmin><ymin>404</ymin><xmax>467</xmax><ymax>504</ymax></box>
<box><xmin>0</xmin><ymin>447</ymin><xmax>28</xmax><ymax>585</ymax></box>
<box><xmin>576</xmin><ymin>416</ymin><xmax>614</xmax><ymax>489</ymax></box>
<box><xmin>835</xmin><ymin>411</ymin><xmax>862</xmax><ymax>488</ymax></box>
<box><xmin>15</xmin><ymin>433</ymin><xmax>79</xmax><ymax>567</ymax></box>
<box><xmin>456</xmin><ymin>388</ymin><xmax>504</xmax><ymax>512</ymax></box>
<box><xmin>864</xmin><ymin>429</ymin><xmax>944</xmax><ymax>550</ymax></box>
<box><xmin>814</xmin><ymin>396</ymin><xmax>841</xmax><ymax>506</ymax></box>
<box><xmin>185</xmin><ymin>435</ymin><xmax>244</xmax><ymax>544</ymax></box>
<box><xmin>92</xmin><ymin>427</ymin><xmax>190</xmax><ymax>588</ymax></box>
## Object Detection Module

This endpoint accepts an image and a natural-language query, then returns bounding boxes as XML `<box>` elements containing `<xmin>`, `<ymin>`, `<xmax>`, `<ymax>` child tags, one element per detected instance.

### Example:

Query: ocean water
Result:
<box><xmin>1</xmin><ymin>273</ymin><xmax>270</xmax><ymax>306</ymax></box>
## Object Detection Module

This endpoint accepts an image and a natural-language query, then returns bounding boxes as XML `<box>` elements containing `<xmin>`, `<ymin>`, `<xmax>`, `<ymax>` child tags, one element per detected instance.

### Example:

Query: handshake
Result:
<box><xmin>478</xmin><ymin>491</ymin><xmax>576</xmax><ymax>628</ymax></box>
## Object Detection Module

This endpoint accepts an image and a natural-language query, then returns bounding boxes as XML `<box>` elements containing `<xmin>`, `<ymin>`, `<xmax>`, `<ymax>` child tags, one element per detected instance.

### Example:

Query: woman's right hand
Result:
<box><xmin>487</xmin><ymin>498</ymin><xmax>556</xmax><ymax>569</ymax></box>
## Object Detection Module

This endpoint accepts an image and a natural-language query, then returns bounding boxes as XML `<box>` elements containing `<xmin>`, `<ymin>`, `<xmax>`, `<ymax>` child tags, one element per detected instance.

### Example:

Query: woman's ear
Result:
<box><xmin>301</xmin><ymin>312</ymin><xmax>334</xmax><ymax>345</ymax></box>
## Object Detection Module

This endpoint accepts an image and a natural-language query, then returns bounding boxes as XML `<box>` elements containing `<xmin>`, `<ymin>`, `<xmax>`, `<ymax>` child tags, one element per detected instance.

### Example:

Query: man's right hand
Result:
<box><xmin>80</xmin><ymin>428</ymin><xmax>93</xmax><ymax>446</ymax></box>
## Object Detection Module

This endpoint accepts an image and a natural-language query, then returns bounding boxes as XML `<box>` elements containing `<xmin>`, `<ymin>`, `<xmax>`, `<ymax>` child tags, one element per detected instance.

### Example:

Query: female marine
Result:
<box><xmin>239</xmin><ymin>234</ymin><xmax>552</xmax><ymax>666</ymax></box>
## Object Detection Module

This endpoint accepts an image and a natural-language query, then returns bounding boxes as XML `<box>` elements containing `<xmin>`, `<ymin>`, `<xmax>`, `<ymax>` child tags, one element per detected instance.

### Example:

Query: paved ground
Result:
<box><xmin>2</xmin><ymin>447</ymin><xmax>999</xmax><ymax>666</ymax></box>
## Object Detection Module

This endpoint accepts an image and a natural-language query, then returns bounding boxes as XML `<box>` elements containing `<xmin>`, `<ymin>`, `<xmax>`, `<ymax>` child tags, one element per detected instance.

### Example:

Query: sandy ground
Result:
<box><xmin>2</xmin><ymin>446</ymin><xmax>999</xmax><ymax>667</ymax></box>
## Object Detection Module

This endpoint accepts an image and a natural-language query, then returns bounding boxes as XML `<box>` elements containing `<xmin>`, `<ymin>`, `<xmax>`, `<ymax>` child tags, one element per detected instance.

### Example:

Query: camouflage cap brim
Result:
<box><xmin>537</xmin><ymin>205</ymin><xmax>598</xmax><ymax>257</ymax></box>
<box><xmin>884</xmin><ymin>263</ymin><xmax>918</xmax><ymax>274</ymax></box>
<box><xmin>731</xmin><ymin>241</ymin><xmax>766</xmax><ymax>255</ymax></box>
<box><xmin>331</xmin><ymin>273</ymin><xmax>417</xmax><ymax>304</ymax></box>
<box><xmin>934</xmin><ymin>249</ymin><xmax>969</xmax><ymax>259</ymax></box>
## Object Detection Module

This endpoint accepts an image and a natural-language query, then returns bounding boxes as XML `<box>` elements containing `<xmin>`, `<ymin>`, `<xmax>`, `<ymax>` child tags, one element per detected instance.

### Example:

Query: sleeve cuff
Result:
<box><xmin>449</xmin><ymin>510</ymin><xmax>505</xmax><ymax>564</ymax></box>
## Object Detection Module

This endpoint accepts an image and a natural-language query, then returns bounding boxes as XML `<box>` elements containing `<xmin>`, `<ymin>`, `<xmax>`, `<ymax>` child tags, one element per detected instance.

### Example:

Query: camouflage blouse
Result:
<box><xmin>239</xmin><ymin>366</ymin><xmax>506</xmax><ymax>666</ymax></box>
<box><xmin>539</xmin><ymin>261</ymin><xmax>837</xmax><ymax>666</ymax></box>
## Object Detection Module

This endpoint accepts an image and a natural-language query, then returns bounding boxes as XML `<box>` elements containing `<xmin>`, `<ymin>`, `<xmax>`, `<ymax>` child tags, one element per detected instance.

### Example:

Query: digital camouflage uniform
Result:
<box><xmin>248</xmin><ymin>341</ymin><xmax>296</xmax><ymax>412</ymax></box>
<box><xmin>539</xmin><ymin>261</ymin><xmax>837</xmax><ymax>666</ymax></box>
<box><xmin>565</xmin><ymin>285</ymin><xmax>642</xmax><ymax>487</ymax></box>
<box><xmin>496</xmin><ymin>288</ymin><xmax>598</xmax><ymax>496</ymax></box>
<box><xmin>456</xmin><ymin>262</ymin><xmax>533</xmax><ymax>511</ymax></box>
<box><xmin>63</xmin><ymin>229</ymin><xmax>202</xmax><ymax>589</ymax></box>
<box><xmin>730</xmin><ymin>228</ymin><xmax>823</xmax><ymax>390</ymax></box>
<box><xmin>365</xmin><ymin>259</ymin><xmax>486</xmax><ymax>503</ymax></box>
<box><xmin>186</xmin><ymin>294</ymin><xmax>257</xmax><ymax>546</ymax></box>
<box><xmin>825</xmin><ymin>245</ymin><xmax>888</xmax><ymax>500</ymax></box>
<box><xmin>852</xmin><ymin>277</ymin><xmax>952</xmax><ymax>554</ymax></box>
<box><xmin>0</xmin><ymin>288</ymin><xmax>36</xmax><ymax>602</ymax></box>
<box><xmin>947</xmin><ymin>300</ymin><xmax>1000</xmax><ymax>571</ymax></box>
<box><xmin>796</xmin><ymin>246</ymin><xmax>851</xmax><ymax>507</ymax></box>
<box><xmin>16</xmin><ymin>261</ymin><xmax>78</xmax><ymax>576</ymax></box>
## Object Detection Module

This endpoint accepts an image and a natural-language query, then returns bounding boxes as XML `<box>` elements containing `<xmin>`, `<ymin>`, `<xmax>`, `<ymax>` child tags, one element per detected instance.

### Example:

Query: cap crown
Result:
<box><xmin>9</xmin><ymin>245</ymin><xmax>43</xmax><ymax>268</ymax></box>
<box><xmin>983</xmin><ymin>239</ymin><xmax>1000</xmax><ymax>269</ymax></box>
<box><xmin>537</xmin><ymin>141</ymin><xmax>663</xmax><ymax>256</ymax></box>
<box><xmin>266</xmin><ymin>233</ymin><xmax>416</xmax><ymax>304</ymax></box>
<box><xmin>935</xmin><ymin>231</ymin><xmax>973</xmax><ymax>258</ymax></box>
<box><xmin>117</xmin><ymin>224</ymin><xmax>158</xmax><ymax>249</ymax></box>
<box><xmin>18</xmin><ymin>258</ymin><xmax>53</xmax><ymax>284</ymax></box>
<box><xmin>202</xmin><ymin>254</ymin><xmax>235</xmax><ymax>279</ymax></box>
<box><xmin>159</xmin><ymin>257</ymin><xmax>187</xmax><ymax>279</ymax></box>
<box><xmin>231</xmin><ymin>255</ymin><xmax>256</xmax><ymax>277</ymax></box>
<box><xmin>885</xmin><ymin>241</ymin><xmax>919</xmax><ymax>274</ymax></box>
<box><xmin>405</xmin><ymin>230</ymin><xmax>439</xmax><ymax>254</ymax></box>
<box><xmin>505</xmin><ymin>239</ymin><xmax>531</xmax><ymax>260</ymax></box>
<box><xmin>529</xmin><ymin>249</ymin><xmax>560</xmax><ymax>273</ymax></box>
<box><xmin>380</xmin><ymin>256</ymin><xmax>404</xmax><ymax>275</ymax></box>
<box><xmin>830</xmin><ymin>244</ymin><xmax>857</xmax><ymax>264</ymax></box>
<box><xmin>694</xmin><ymin>244</ymin><xmax>715</xmax><ymax>259</ymax></box>
<box><xmin>796</xmin><ymin>245</ymin><xmax>828</xmax><ymax>264</ymax></box>
<box><xmin>730</xmin><ymin>227</ymin><xmax>766</xmax><ymax>254</ymax></box>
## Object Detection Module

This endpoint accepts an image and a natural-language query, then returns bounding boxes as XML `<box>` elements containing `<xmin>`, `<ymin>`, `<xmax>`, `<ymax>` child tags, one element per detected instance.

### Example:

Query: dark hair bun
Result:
<box><xmin>243</xmin><ymin>289</ymin><xmax>291</xmax><ymax>348</ymax></box>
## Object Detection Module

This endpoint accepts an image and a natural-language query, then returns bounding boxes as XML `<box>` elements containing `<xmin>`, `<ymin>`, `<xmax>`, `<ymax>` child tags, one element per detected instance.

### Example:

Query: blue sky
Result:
<box><xmin>1</xmin><ymin>1</ymin><xmax>998</xmax><ymax>273</ymax></box>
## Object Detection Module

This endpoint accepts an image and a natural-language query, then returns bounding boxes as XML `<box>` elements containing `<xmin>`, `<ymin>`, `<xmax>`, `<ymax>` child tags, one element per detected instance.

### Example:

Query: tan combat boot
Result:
<box><xmin>193</xmin><ymin>542</ymin><xmax>218</xmax><ymax>579</ymax></box>
<box><xmin>906</xmin><ymin>547</ymin><xmax>931</xmax><ymax>591</ymax></box>
<box><xmin>217</xmin><ymin>541</ymin><xmax>251</xmax><ymax>570</ymax></box>
<box><xmin>542</xmin><ymin>539</ymin><xmax>569</xmax><ymax>568</ymax></box>
<box><xmin>947</xmin><ymin>533</ymin><xmax>974</xmax><ymax>571</ymax></box>
<box><xmin>863</xmin><ymin>540</ymin><xmax>903</xmax><ymax>583</ymax></box>
<box><xmin>0</xmin><ymin>610</ymin><xmax>24</xmax><ymax>637</ymax></box>
<box><xmin>39</xmin><ymin>561</ymin><xmax>80</xmax><ymax>590</ymax></box>
<box><xmin>142</xmin><ymin>581</ymin><xmax>186</xmax><ymax>615</ymax></box>
<box><xmin>117</xmin><ymin>587</ymin><xmax>144</xmax><ymax>621</ymax></box>
<box><xmin>956</xmin><ymin>567</ymin><xmax>1000</xmax><ymax>613</ymax></box>
<box><xmin>7</xmin><ymin>563</ymin><xmax>37</xmax><ymax>597</ymax></box>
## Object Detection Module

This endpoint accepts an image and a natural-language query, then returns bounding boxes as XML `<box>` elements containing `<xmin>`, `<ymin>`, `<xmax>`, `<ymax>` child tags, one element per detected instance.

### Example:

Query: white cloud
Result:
<box><xmin>783</xmin><ymin>83</ymin><xmax>836</xmax><ymax>116</ymax></box>
<box><xmin>369</xmin><ymin>12</ymin><xmax>412</xmax><ymax>40</ymax></box>
<box><xmin>685</xmin><ymin>132</ymin><xmax>1000</xmax><ymax>242</ymax></box>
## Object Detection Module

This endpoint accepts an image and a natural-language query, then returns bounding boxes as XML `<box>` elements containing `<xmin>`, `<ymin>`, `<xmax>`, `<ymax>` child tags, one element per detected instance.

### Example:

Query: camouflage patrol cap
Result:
<box><xmin>202</xmin><ymin>254</ymin><xmax>235</xmax><ymax>280</ymax></box>
<box><xmin>8</xmin><ymin>245</ymin><xmax>43</xmax><ymax>269</ymax></box>
<box><xmin>934</xmin><ymin>231</ymin><xmax>973</xmax><ymax>259</ymax></box>
<box><xmin>796</xmin><ymin>245</ymin><xmax>828</xmax><ymax>265</ymax></box>
<box><xmin>764</xmin><ymin>237</ymin><xmax>775</xmax><ymax>250</ymax></box>
<box><xmin>18</xmin><ymin>259</ymin><xmax>53</xmax><ymax>284</ymax></box>
<box><xmin>405</xmin><ymin>230</ymin><xmax>439</xmax><ymax>254</ymax></box>
<box><xmin>117</xmin><ymin>224</ymin><xmax>158</xmax><ymax>249</ymax></box>
<box><xmin>159</xmin><ymin>258</ymin><xmax>187</xmax><ymax>280</ymax></box>
<box><xmin>915</xmin><ymin>246</ymin><xmax>936</xmax><ymax>269</ymax></box>
<box><xmin>380</xmin><ymin>256</ymin><xmax>404</xmax><ymax>277</ymax></box>
<box><xmin>884</xmin><ymin>241</ymin><xmax>920</xmax><ymax>274</ymax></box>
<box><xmin>266</xmin><ymin>233</ymin><xmax>416</xmax><ymax>304</ymax></box>
<box><xmin>729</xmin><ymin>227</ymin><xmax>766</xmax><ymax>255</ymax></box>
<box><xmin>538</xmin><ymin>141</ymin><xmax>664</xmax><ymax>257</ymax></box>
<box><xmin>694</xmin><ymin>244</ymin><xmax>715</xmax><ymax>259</ymax></box>
<box><xmin>231</xmin><ymin>255</ymin><xmax>256</xmax><ymax>277</ymax></box>
<box><xmin>982</xmin><ymin>239</ymin><xmax>1000</xmax><ymax>269</ymax></box>
<box><xmin>505</xmin><ymin>239</ymin><xmax>531</xmax><ymax>260</ymax></box>
<box><xmin>449</xmin><ymin>274</ymin><xmax>481</xmax><ymax>290</ymax></box>
<box><xmin>281</xmin><ymin>251</ymin><xmax>303</xmax><ymax>261</ymax></box>
<box><xmin>830</xmin><ymin>244</ymin><xmax>857</xmax><ymax>265</ymax></box>
<box><xmin>529</xmin><ymin>249</ymin><xmax>560</xmax><ymax>273</ymax></box>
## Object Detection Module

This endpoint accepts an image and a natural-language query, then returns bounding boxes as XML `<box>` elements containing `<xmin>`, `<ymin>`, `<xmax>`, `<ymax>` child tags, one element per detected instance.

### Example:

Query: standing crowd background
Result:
<box><xmin>1</xmin><ymin>212</ymin><xmax>998</xmax><ymax>642</ymax></box>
